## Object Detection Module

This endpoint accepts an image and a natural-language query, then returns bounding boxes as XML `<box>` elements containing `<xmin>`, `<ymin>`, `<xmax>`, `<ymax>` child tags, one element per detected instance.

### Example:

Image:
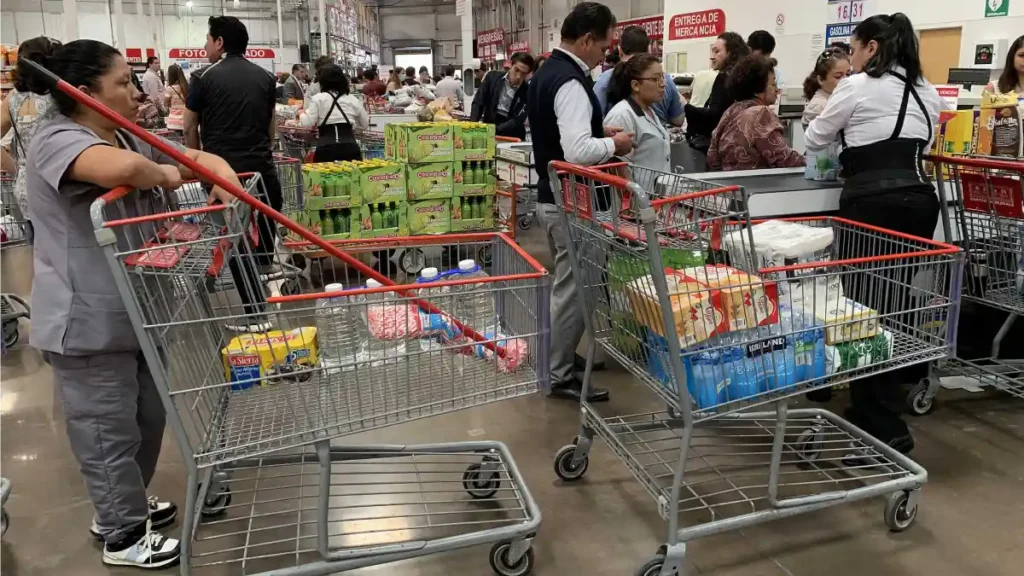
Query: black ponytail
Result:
<box><xmin>13</xmin><ymin>36</ymin><xmax>61</xmax><ymax>94</ymax></box>
<box><xmin>19</xmin><ymin>39</ymin><xmax>122</xmax><ymax>116</ymax></box>
<box><xmin>853</xmin><ymin>12</ymin><xmax>922</xmax><ymax>83</ymax></box>
<box><xmin>606</xmin><ymin>53</ymin><xmax>660</xmax><ymax>112</ymax></box>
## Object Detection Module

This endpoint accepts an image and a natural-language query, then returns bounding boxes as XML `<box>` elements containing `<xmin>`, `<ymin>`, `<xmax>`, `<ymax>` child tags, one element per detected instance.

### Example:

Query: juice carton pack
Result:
<box><xmin>407</xmin><ymin>199</ymin><xmax>451</xmax><ymax>235</ymax></box>
<box><xmin>352</xmin><ymin>160</ymin><xmax>406</xmax><ymax>204</ymax></box>
<box><xmin>625</xmin><ymin>273</ymin><xmax>723</xmax><ymax>348</ymax></box>
<box><xmin>811</xmin><ymin>296</ymin><xmax>879</xmax><ymax>344</ymax></box>
<box><xmin>450</xmin><ymin>195</ymin><xmax>494</xmax><ymax>231</ymax></box>
<box><xmin>674</xmin><ymin>265</ymin><xmax>780</xmax><ymax>332</ymax></box>
<box><xmin>302</xmin><ymin>164</ymin><xmax>361</xmax><ymax>209</ymax></box>
<box><xmin>977</xmin><ymin>91</ymin><xmax>1023</xmax><ymax>158</ymax></box>
<box><xmin>359</xmin><ymin>201</ymin><xmax>408</xmax><ymax>238</ymax></box>
<box><xmin>454</xmin><ymin>159</ymin><xmax>497</xmax><ymax>196</ymax></box>
<box><xmin>453</xmin><ymin>121</ymin><xmax>496</xmax><ymax>161</ymax></box>
<box><xmin>406</xmin><ymin>161</ymin><xmax>454</xmax><ymax>200</ymax></box>
<box><xmin>308</xmin><ymin>208</ymin><xmax>360</xmax><ymax>240</ymax></box>
<box><xmin>221</xmin><ymin>327</ymin><xmax>319</xmax><ymax>390</ymax></box>
<box><xmin>394</xmin><ymin>122</ymin><xmax>454</xmax><ymax>162</ymax></box>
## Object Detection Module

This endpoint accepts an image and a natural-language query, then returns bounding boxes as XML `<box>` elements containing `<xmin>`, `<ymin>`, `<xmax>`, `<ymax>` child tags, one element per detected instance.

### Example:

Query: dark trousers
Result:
<box><xmin>313</xmin><ymin>142</ymin><xmax>362</xmax><ymax>163</ymax></box>
<box><xmin>837</xmin><ymin>186</ymin><xmax>939</xmax><ymax>442</ymax></box>
<box><xmin>228</xmin><ymin>167</ymin><xmax>284</xmax><ymax>316</ymax></box>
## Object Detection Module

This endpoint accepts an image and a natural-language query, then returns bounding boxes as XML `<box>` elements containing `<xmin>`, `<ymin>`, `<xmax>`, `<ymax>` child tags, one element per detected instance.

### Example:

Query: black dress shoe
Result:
<box><xmin>574</xmin><ymin>354</ymin><xmax>606</xmax><ymax>372</ymax></box>
<box><xmin>548</xmin><ymin>378</ymin><xmax>610</xmax><ymax>402</ymax></box>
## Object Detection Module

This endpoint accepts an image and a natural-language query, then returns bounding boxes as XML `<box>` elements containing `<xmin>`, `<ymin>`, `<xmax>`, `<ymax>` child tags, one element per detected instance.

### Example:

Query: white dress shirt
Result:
<box><xmin>552</xmin><ymin>47</ymin><xmax>615</xmax><ymax>165</ymax></box>
<box><xmin>299</xmin><ymin>92</ymin><xmax>369</xmax><ymax>131</ymax></box>
<box><xmin>142</xmin><ymin>69</ymin><xmax>165</xmax><ymax>111</ymax></box>
<box><xmin>805</xmin><ymin>67</ymin><xmax>949</xmax><ymax>151</ymax></box>
<box><xmin>434</xmin><ymin>76</ymin><xmax>465</xmax><ymax>104</ymax></box>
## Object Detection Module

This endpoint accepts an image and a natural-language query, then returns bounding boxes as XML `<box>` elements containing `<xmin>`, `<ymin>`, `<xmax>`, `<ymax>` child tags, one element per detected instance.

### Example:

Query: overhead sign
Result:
<box><xmin>668</xmin><ymin>9</ymin><xmax>725</xmax><ymax>41</ymax></box>
<box><xmin>168</xmin><ymin>48</ymin><xmax>276</xmax><ymax>60</ymax></box>
<box><xmin>829</xmin><ymin>0</ymin><xmax>867</xmax><ymax>23</ymax></box>
<box><xmin>455</xmin><ymin>0</ymin><xmax>466</xmax><ymax>17</ymax></box>
<box><xmin>935</xmin><ymin>85</ymin><xmax>961</xmax><ymax>109</ymax></box>
<box><xmin>123</xmin><ymin>48</ymin><xmax>157</xmax><ymax>63</ymax></box>
<box><xmin>824</xmin><ymin>23</ymin><xmax>855</xmax><ymax>46</ymax></box>
<box><xmin>613</xmin><ymin>15</ymin><xmax>664</xmax><ymax>42</ymax></box>
<box><xmin>476</xmin><ymin>28</ymin><xmax>505</xmax><ymax>61</ymax></box>
<box><xmin>509</xmin><ymin>40</ymin><xmax>529</xmax><ymax>54</ymax></box>
<box><xmin>985</xmin><ymin>0</ymin><xmax>1009</xmax><ymax>18</ymax></box>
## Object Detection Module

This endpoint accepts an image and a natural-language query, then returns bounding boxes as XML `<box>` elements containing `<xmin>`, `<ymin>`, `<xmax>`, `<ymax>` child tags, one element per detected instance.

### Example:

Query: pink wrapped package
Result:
<box><xmin>366</xmin><ymin>303</ymin><xmax>421</xmax><ymax>340</ymax></box>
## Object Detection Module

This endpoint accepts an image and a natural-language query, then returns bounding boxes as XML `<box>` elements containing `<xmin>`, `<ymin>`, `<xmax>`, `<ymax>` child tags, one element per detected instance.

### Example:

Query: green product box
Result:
<box><xmin>407</xmin><ymin>199</ymin><xmax>452</xmax><ymax>235</ymax></box>
<box><xmin>453</xmin><ymin>122</ymin><xmax>496</xmax><ymax>160</ymax></box>
<box><xmin>406</xmin><ymin>161</ymin><xmax>454</xmax><ymax>200</ymax></box>
<box><xmin>395</xmin><ymin>123</ymin><xmax>454</xmax><ymax>163</ymax></box>
<box><xmin>306</xmin><ymin>208</ymin><xmax>361</xmax><ymax>240</ymax></box>
<box><xmin>357</xmin><ymin>161</ymin><xmax>407</xmax><ymax>204</ymax></box>
<box><xmin>359</xmin><ymin>201</ymin><xmax>408</xmax><ymax>238</ymax></box>
<box><xmin>284</xmin><ymin>210</ymin><xmax>310</xmax><ymax>242</ymax></box>
<box><xmin>384</xmin><ymin>124</ymin><xmax>396</xmax><ymax>159</ymax></box>
<box><xmin>453</xmin><ymin>160</ymin><xmax>497</xmax><ymax>195</ymax></box>
<box><xmin>450</xmin><ymin>195</ymin><xmax>493</xmax><ymax>231</ymax></box>
<box><xmin>301</xmin><ymin>165</ymin><xmax>361</xmax><ymax>208</ymax></box>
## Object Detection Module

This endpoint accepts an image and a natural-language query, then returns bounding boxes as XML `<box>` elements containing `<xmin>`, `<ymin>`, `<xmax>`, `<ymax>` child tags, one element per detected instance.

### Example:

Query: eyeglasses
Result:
<box><xmin>637</xmin><ymin>75</ymin><xmax>666</xmax><ymax>85</ymax></box>
<box><xmin>816</xmin><ymin>47</ymin><xmax>848</xmax><ymax>63</ymax></box>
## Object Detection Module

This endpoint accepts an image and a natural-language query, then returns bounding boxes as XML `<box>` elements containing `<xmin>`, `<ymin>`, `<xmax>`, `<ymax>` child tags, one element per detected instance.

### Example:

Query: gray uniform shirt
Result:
<box><xmin>604</xmin><ymin>97</ymin><xmax>671</xmax><ymax>174</ymax></box>
<box><xmin>27</xmin><ymin>115</ymin><xmax>183</xmax><ymax>355</ymax></box>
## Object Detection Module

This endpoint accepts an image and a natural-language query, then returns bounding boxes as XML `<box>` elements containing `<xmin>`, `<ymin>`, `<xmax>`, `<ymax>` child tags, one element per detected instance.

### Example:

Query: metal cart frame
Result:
<box><xmin>1</xmin><ymin>173</ymin><xmax>30</xmax><ymax>350</ymax></box>
<box><xmin>547</xmin><ymin>161</ymin><xmax>962</xmax><ymax>575</ymax></box>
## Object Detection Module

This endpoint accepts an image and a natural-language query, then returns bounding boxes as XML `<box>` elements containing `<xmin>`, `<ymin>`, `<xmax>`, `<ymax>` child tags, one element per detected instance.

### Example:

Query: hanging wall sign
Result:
<box><xmin>123</xmin><ymin>48</ymin><xmax>157</xmax><ymax>63</ymax></box>
<box><xmin>668</xmin><ymin>9</ymin><xmax>726</xmax><ymax>41</ymax></box>
<box><xmin>168</xmin><ymin>48</ymin><xmax>277</xmax><ymax>60</ymax></box>
<box><xmin>509</xmin><ymin>40</ymin><xmax>529</xmax><ymax>54</ymax></box>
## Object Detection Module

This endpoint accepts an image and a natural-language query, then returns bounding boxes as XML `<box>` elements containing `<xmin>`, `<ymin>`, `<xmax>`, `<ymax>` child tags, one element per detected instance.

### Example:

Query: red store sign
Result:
<box><xmin>668</xmin><ymin>9</ymin><xmax>726</xmax><ymax>41</ymax></box>
<box><xmin>509</xmin><ymin>40</ymin><xmax>529</xmax><ymax>54</ymax></box>
<box><xmin>476</xmin><ymin>28</ymin><xmax>505</xmax><ymax>46</ymax></box>
<box><xmin>613</xmin><ymin>15</ymin><xmax>664</xmax><ymax>44</ymax></box>
<box><xmin>168</xmin><ymin>48</ymin><xmax>277</xmax><ymax>59</ymax></box>
<box><xmin>123</xmin><ymin>48</ymin><xmax>157</xmax><ymax>63</ymax></box>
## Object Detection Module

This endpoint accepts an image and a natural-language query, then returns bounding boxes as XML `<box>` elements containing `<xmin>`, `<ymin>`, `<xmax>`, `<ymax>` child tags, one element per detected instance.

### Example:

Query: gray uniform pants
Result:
<box><xmin>538</xmin><ymin>203</ymin><xmax>586</xmax><ymax>384</ymax></box>
<box><xmin>48</xmin><ymin>350</ymin><xmax>165</xmax><ymax>542</ymax></box>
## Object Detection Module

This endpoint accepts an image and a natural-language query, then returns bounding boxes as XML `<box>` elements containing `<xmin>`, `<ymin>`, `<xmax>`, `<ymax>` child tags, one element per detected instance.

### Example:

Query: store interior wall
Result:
<box><xmin>662</xmin><ymin>0</ymin><xmax>1023</xmax><ymax>85</ymax></box>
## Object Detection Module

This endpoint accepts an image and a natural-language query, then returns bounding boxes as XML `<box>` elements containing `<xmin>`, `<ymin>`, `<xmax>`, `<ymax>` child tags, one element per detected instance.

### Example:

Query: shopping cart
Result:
<box><xmin>495</xmin><ymin>181</ymin><xmax>521</xmax><ymax>239</ymax></box>
<box><xmin>1</xmin><ymin>173</ymin><xmax>30</xmax><ymax>350</ymax></box>
<box><xmin>91</xmin><ymin>175</ymin><xmax>546</xmax><ymax>574</ymax></box>
<box><xmin>358</xmin><ymin>129</ymin><xmax>385</xmax><ymax>160</ymax></box>
<box><xmin>547</xmin><ymin>161</ymin><xmax>963</xmax><ymax>575</ymax></box>
<box><xmin>150</xmin><ymin>128</ymin><xmax>185</xmax><ymax>146</ymax></box>
<box><xmin>0</xmin><ymin>476</ymin><xmax>9</xmax><ymax>538</ymax></box>
<box><xmin>278</xmin><ymin>125</ymin><xmax>317</xmax><ymax>162</ymax></box>
<box><xmin>274</xmin><ymin>154</ymin><xmax>304</xmax><ymax>214</ymax></box>
<box><xmin>911</xmin><ymin>154</ymin><xmax>1024</xmax><ymax>411</ymax></box>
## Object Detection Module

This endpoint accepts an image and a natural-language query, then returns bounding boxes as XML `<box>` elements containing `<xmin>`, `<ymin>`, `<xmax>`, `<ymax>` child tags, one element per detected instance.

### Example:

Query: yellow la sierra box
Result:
<box><xmin>222</xmin><ymin>327</ymin><xmax>319</xmax><ymax>388</ymax></box>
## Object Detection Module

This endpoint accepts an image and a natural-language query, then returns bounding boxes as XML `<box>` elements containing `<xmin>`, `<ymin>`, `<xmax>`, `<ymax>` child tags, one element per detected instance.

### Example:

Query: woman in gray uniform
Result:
<box><xmin>23</xmin><ymin>39</ymin><xmax>239</xmax><ymax>569</ymax></box>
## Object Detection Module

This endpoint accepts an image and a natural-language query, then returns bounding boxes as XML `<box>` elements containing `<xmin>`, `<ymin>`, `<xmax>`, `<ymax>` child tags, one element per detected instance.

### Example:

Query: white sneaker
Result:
<box><xmin>90</xmin><ymin>496</ymin><xmax>177</xmax><ymax>541</ymax></box>
<box><xmin>102</xmin><ymin>523</ymin><xmax>180</xmax><ymax>569</ymax></box>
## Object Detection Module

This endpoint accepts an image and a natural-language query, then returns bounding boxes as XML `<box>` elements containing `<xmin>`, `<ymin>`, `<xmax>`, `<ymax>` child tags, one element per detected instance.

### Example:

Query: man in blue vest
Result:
<box><xmin>528</xmin><ymin>2</ymin><xmax>633</xmax><ymax>402</ymax></box>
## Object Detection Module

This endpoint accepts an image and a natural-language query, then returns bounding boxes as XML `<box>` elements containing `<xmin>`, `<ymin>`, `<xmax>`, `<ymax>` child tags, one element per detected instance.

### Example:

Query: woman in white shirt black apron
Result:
<box><xmin>298</xmin><ymin>64</ymin><xmax>369</xmax><ymax>162</ymax></box>
<box><xmin>806</xmin><ymin>13</ymin><xmax>946</xmax><ymax>455</ymax></box>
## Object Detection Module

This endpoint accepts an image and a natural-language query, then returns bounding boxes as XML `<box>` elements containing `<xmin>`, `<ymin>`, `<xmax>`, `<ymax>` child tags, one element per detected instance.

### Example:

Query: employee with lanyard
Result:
<box><xmin>298</xmin><ymin>64</ymin><xmax>369</xmax><ymax>162</ymax></box>
<box><xmin>806</xmin><ymin>13</ymin><xmax>947</xmax><ymax>455</ymax></box>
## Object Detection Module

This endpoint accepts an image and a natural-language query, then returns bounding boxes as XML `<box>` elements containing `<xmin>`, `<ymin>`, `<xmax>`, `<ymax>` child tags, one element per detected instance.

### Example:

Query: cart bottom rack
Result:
<box><xmin>186</xmin><ymin>441</ymin><xmax>539</xmax><ymax>575</ymax></box>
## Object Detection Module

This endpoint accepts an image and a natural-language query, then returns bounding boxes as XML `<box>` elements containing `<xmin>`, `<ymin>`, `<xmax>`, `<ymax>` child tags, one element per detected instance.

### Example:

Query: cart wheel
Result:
<box><xmin>289</xmin><ymin>253</ymin><xmax>307</xmax><ymax>271</ymax></box>
<box><xmin>666</xmin><ymin>404</ymin><xmax>684</xmax><ymax>420</ymax></box>
<box><xmin>517</xmin><ymin>215</ymin><xmax>532</xmax><ymax>230</ymax></box>
<box><xmin>200</xmin><ymin>485</ymin><xmax>232</xmax><ymax>519</ymax></box>
<box><xmin>907</xmin><ymin>381</ymin><xmax>934</xmax><ymax>416</ymax></box>
<box><xmin>399</xmin><ymin>248</ymin><xmax>426</xmax><ymax>275</ymax></box>
<box><xmin>3</xmin><ymin>321</ymin><xmax>19</xmax><ymax>349</ymax></box>
<box><xmin>1</xmin><ymin>509</ymin><xmax>8</xmax><ymax>538</ymax></box>
<box><xmin>280</xmin><ymin>278</ymin><xmax>302</xmax><ymax>297</ymax></box>
<box><xmin>476</xmin><ymin>245</ymin><xmax>493</xmax><ymax>267</ymax></box>
<box><xmin>794</xmin><ymin>428</ymin><xmax>823</xmax><ymax>464</ymax></box>
<box><xmin>636</xmin><ymin>555</ymin><xmax>676</xmax><ymax>576</ymax></box>
<box><xmin>884</xmin><ymin>491</ymin><xmax>918</xmax><ymax>532</ymax></box>
<box><xmin>462</xmin><ymin>463</ymin><xmax>501</xmax><ymax>499</ymax></box>
<box><xmin>554</xmin><ymin>444</ymin><xmax>589</xmax><ymax>482</ymax></box>
<box><xmin>488</xmin><ymin>541</ymin><xmax>534</xmax><ymax>576</ymax></box>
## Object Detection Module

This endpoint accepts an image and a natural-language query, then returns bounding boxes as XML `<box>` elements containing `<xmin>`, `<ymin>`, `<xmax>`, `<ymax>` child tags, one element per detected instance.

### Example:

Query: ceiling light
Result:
<box><xmin>185</xmin><ymin>0</ymin><xmax>193</xmax><ymax>7</ymax></box>
<box><xmin>234</xmin><ymin>0</ymin><xmax>240</xmax><ymax>5</ymax></box>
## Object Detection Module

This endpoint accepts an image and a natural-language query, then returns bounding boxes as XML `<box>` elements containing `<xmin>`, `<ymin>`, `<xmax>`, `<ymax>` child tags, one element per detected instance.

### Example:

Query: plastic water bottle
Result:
<box><xmin>415</xmin><ymin>267</ymin><xmax>450</xmax><ymax>352</ymax></box>
<box><xmin>359</xmin><ymin>278</ymin><xmax>390</xmax><ymax>365</ymax></box>
<box><xmin>316</xmin><ymin>283</ymin><xmax>360</xmax><ymax>372</ymax></box>
<box><xmin>454</xmin><ymin>259</ymin><xmax>496</xmax><ymax>333</ymax></box>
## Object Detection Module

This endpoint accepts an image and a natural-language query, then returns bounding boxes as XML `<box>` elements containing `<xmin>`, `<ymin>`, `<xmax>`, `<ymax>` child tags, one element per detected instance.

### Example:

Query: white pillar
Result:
<box><xmin>150</xmin><ymin>0</ymin><xmax>163</xmax><ymax>51</ymax></box>
<box><xmin>112</xmin><ymin>0</ymin><xmax>127</xmax><ymax>49</ymax></box>
<box><xmin>63</xmin><ymin>0</ymin><xmax>79</xmax><ymax>41</ymax></box>
<box><xmin>318</xmin><ymin>0</ymin><xmax>327</xmax><ymax>58</ymax></box>
<box><xmin>276</xmin><ymin>0</ymin><xmax>284</xmax><ymax>50</ymax></box>
<box><xmin>460</xmin><ymin>1</ymin><xmax>473</xmax><ymax>65</ymax></box>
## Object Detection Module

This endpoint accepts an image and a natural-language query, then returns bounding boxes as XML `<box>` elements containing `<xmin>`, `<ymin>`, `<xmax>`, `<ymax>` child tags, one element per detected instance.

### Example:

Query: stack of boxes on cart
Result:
<box><xmin>624</xmin><ymin>220</ymin><xmax>896</xmax><ymax>410</ymax></box>
<box><xmin>287</xmin><ymin>121</ymin><xmax>499</xmax><ymax>240</ymax></box>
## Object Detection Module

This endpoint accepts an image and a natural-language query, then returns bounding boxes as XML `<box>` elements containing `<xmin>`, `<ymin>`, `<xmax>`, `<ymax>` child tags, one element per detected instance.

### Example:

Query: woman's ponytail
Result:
<box><xmin>887</xmin><ymin>13</ymin><xmax>922</xmax><ymax>83</ymax></box>
<box><xmin>13</xmin><ymin>36</ymin><xmax>61</xmax><ymax>94</ymax></box>
<box><xmin>853</xmin><ymin>13</ymin><xmax>923</xmax><ymax>83</ymax></box>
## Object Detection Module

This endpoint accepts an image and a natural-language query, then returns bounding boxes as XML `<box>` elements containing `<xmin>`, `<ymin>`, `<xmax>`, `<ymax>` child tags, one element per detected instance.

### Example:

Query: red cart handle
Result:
<box><xmin>24</xmin><ymin>58</ymin><xmax>505</xmax><ymax>357</ymax></box>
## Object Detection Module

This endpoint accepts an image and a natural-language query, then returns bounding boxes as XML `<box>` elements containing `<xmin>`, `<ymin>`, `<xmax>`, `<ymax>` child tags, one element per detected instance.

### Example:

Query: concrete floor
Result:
<box><xmin>2</xmin><ymin>226</ymin><xmax>1024</xmax><ymax>576</ymax></box>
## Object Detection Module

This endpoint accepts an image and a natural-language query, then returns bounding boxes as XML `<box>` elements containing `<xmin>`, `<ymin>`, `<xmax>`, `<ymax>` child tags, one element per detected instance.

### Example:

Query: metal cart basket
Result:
<box><xmin>913</xmin><ymin>154</ymin><xmax>1024</xmax><ymax>410</ymax></box>
<box><xmin>547</xmin><ymin>161</ymin><xmax>963</xmax><ymax>575</ymax></box>
<box><xmin>91</xmin><ymin>173</ymin><xmax>547</xmax><ymax>575</ymax></box>
<box><xmin>1</xmin><ymin>173</ymin><xmax>30</xmax><ymax>350</ymax></box>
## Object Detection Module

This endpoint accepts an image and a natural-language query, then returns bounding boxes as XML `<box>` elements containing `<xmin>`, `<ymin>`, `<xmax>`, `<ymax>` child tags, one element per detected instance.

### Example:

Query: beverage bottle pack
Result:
<box><xmin>452</xmin><ymin>259</ymin><xmax>496</xmax><ymax>333</ymax></box>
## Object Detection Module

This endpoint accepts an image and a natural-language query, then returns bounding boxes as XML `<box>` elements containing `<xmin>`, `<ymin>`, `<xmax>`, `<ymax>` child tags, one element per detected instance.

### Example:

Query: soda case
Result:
<box><xmin>391</xmin><ymin>123</ymin><xmax>455</xmax><ymax>163</ymax></box>
<box><xmin>359</xmin><ymin>201</ymin><xmax>409</xmax><ymax>238</ymax></box>
<box><xmin>407</xmin><ymin>198</ymin><xmax>452</xmax><ymax>235</ymax></box>
<box><xmin>305</xmin><ymin>208</ymin><xmax>361</xmax><ymax>240</ymax></box>
<box><xmin>302</xmin><ymin>163</ymin><xmax>362</xmax><ymax>210</ymax></box>
<box><xmin>453</xmin><ymin>122</ymin><xmax>496</xmax><ymax>161</ymax></box>
<box><xmin>450</xmin><ymin>196</ymin><xmax>494</xmax><ymax>231</ymax></box>
<box><xmin>353</xmin><ymin>159</ymin><xmax>407</xmax><ymax>204</ymax></box>
<box><xmin>454</xmin><ymin>159</ymin><xmax>497</xmax><ymax>197</ymax></box>
<box><xmin>406</xmin><ymin>161</ymin><xmax>455</xmax><ymax>201</ymax></box>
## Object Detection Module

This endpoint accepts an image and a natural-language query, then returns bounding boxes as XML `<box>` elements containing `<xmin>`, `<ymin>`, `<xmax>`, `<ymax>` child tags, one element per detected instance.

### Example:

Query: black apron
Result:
<box><xmin>837</xmin><ymin>71</ymin><xmax>933</xmax><ymax>201</ymax></box>
<box><xmin>313</xmin><ymin>93</ymin><xmax>362</xmax><ymax>163</ymax></box>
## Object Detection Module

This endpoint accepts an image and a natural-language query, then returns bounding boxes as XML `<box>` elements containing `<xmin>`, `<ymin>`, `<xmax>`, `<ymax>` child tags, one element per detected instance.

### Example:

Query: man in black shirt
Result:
<box><xmin>184</xmin><ymin>16</ymin><xmax>280</xmax><ymax>330</ymax></box>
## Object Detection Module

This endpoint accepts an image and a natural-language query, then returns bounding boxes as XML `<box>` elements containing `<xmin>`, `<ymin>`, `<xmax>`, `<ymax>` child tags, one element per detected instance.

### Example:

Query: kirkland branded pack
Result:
<box><xmin>406</xmin><ymin>161</ymin><xmax>455</xmax><ymax>200</ymax></box>
<box><xmin>393</xmin><ymin>123</ymin><xmax>455</xmax><ymax>162</ymax></box>
<box><xmin>407</xmin><ymin>198</ymin><xmax>452</xmax><ymax>235</ymax></box>
<box><xmin>221</xmin><ymin>327</ymin><xmax>320</xmax><ymax>390</ymax></box>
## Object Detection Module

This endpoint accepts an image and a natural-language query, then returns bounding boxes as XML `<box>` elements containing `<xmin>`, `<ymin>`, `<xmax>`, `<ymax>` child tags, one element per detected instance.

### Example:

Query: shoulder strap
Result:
<box><xmin>320</xmin><ymin>93</ymin><xmax>351</xmax><ymax>128</ymax></box>
<box><xmin>887</xmin><ymin>71</ymin><xmax>933</xmax><ymax>143</ymax></box>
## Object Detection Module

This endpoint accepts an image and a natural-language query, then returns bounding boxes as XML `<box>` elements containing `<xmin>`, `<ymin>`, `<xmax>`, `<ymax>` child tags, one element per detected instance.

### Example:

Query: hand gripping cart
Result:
<box><xmin>547</xmin><ymin>161</ymin><xmax>963</xmax><ymax>575</ymax></box>
<box><xmin>910</xmin><ymin>154</ymin><xmax>1024</xmax><ymax>413</ymax></box>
